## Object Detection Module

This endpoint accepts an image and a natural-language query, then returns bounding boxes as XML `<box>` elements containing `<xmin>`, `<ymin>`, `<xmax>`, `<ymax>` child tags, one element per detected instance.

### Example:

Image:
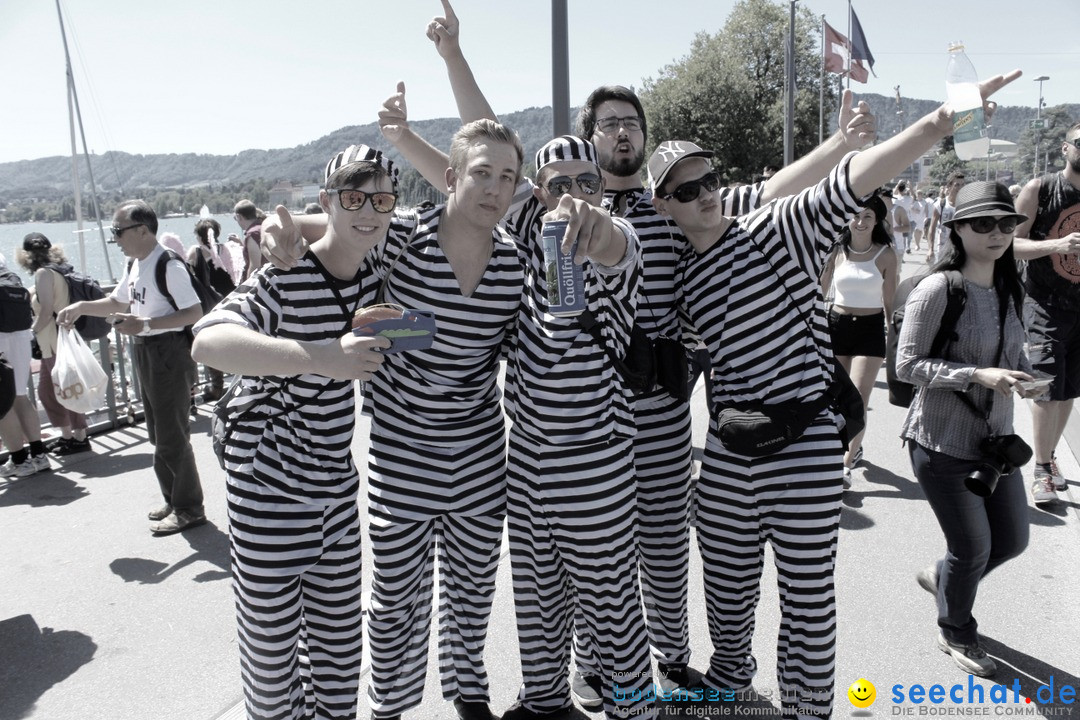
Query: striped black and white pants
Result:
<box><xmin>365</xmin><ymin>432</ymin><xmax>506</xmax><ymax>719</ymax></box>
<box><xmin>227</xmin><ymin>474</ymin><xmax>364</xmax><ymax>720</ymax></box>
<box><xmin>576</xmin><ymin>393</ymin><xmax>693</xmax><ymax>674</ymax></box>
<box><xmin>506</xmin><ymin>429</ymin><xmax>656</xmax><ymax>720</ymax></box>
<box><xmin>697</xmin><ymin>417</ymin><xmax>844</xmax><ymax>719</ymax></box>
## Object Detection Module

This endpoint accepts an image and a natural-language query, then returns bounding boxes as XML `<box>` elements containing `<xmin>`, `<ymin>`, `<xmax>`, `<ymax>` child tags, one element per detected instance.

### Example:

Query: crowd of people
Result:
<box><xmin>5</xmin><ymin>4</ymin><xmax>1078</xmax><ymax>720</ymax></box>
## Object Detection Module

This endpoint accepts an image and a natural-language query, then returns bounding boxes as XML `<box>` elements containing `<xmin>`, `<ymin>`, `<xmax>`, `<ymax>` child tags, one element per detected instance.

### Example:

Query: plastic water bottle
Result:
<box><xmin>946</xmin><ymin>42</ymin><xmax>990</xmax><ymax>161</ymax></box>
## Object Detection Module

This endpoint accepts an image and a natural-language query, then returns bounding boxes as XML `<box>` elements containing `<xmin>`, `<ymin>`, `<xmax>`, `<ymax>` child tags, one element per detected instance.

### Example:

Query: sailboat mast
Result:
<box><xmin>54</xmin><ymin>0</ymin><xmax>115</xmax><ymax>282</ymax></box>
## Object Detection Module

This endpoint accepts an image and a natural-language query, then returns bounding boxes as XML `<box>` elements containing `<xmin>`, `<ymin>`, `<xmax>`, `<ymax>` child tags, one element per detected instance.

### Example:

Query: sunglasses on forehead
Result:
<box><xmin>661</xmin><ymin>171</ymin><xmax>721</xmax><ymax>203</ymax></box>
<box><xmin>963</xmin><ymin>216</ymin><xmax>1018</xmax><ymax>234</ymax></box>
<box><xmin>545</xmin><ymin>173</ymin><xmax>601</xmax><ymax>197</ymax></box>
<box><xmin>329</xmin><ymin>188</ymin><xmax>398</xmax><ymax>213</ymax></box>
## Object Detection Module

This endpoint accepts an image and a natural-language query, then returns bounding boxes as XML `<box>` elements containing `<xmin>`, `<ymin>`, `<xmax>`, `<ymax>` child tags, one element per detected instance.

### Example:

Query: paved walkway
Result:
<box><xmin>2</xmin><ymin>250</ymin><xmax>1078</xmax><ymax>720</ymax></box>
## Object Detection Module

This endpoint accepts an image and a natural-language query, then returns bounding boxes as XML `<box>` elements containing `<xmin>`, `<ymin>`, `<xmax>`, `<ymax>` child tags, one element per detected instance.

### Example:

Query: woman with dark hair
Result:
<box><xmin>187</xmin><ymin>218</ymin><xmax>235</xmax><ymax>401</ymax></box>
<box><xmin>15</xmin><ymin>233</ymin><xmax>91</xmax><ymax>455</ymax></box>
<box><xmin>821</xmin><ymin>194</ymin><xmax>898</xmax><ymax>484</ymax></box>
<box><xmin>187</xmin><ymin>218</ymin><xmax>236</xmax><ymax>298</ymax></box>
<box><xmin>896</xmin><ymin>181</ymin><xmax>1039</xmax><ymax>678</ymax></box>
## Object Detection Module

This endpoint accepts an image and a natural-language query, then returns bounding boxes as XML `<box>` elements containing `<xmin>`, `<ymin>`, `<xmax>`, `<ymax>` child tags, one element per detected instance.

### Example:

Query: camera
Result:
<box><xmin>964</xmin><ymin>434</ymin><xmax>1033</xmax><ymax>497</ymax></box>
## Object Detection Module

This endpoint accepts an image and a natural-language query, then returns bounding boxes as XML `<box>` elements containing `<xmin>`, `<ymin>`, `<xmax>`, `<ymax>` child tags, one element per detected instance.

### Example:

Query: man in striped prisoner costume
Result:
<box><xmin>497</xmin><ymin>135</ymin><xmax>655</xmax><ymax>720</ymax></box>
<box><xmin>570</xmin><ymin>85</ymin><xmax>878</xmax><ymax>704</ymax></box>
<box><xmin>647</xmin><ymin>76</ymin><xmax>1019</xmax><ymax>718</ymax></box>
<box><xmin>361</xmin><ymin>120</ymin><xmax>525</xmax><ymax>720</ymax></box>
<box><xmin>191</xmin><ymin>145</ymin><xmax>395</xmax><ymax>720</ymax></box>
<box><xmin>256</xmin><ymin>120</ymin><xmax>528</xmax><ymax>719</ymax></box>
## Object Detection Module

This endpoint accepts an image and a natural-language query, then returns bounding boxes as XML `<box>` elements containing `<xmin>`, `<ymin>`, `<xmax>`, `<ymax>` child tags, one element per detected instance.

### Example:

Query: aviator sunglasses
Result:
<box><xmin>661</xmin><ymin>170</ymin><xmax>721</xmax><ymax>203</ymax></box>
<box><xmin>545</xmin><ymin>173</ymin><xmax>602</xmax><ymax>197</ymax></box>
<box><xmin>964</xmin><ymin>216</ymin><xmax>1019</xmax><ymax>234</ymax></box>
<box><xmin>330</xmin><ymin>188</ymin><xmax>398</xmax><ymax>213</ymax></box>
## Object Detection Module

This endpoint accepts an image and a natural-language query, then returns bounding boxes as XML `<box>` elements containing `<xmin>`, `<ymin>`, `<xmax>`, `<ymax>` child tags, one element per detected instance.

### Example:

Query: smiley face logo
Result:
<box><xmin>847</xmin><ymin>678</ymin><xmax>876</xmax><ymax>708</ymax></box>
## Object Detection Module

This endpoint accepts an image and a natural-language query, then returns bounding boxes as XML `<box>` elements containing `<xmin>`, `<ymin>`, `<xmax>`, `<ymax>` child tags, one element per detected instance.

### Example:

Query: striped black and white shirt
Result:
<box><xmin>679</xmin><ymin>153</ymin><xmax>861</xmax><ymax>410</ymax></box>
<box><xmin>602</xmin><ymin>184</ymin><xmax>763</xmax><ymax>381</ymax></box>
<box><xmin>193</xmin><ymin>253</ymin><xmax>376</xmax><ymax>505</ymax></box>
<box><xmin>362</xmin><ymin>204</ymin><xmax>523</xmax><ymax>446</ymax></box>
<box><xmin>501</xmin><ymin>185</ymin><xmax>642</xmax><ymax>445</ymax></box>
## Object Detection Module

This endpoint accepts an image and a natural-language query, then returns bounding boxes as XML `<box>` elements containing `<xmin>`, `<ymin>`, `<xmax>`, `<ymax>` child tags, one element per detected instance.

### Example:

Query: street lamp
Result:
<box><xmin>1033</xmin><ymin>75</ymin><xmax>1049</xmax><ymax>178</ymax></box>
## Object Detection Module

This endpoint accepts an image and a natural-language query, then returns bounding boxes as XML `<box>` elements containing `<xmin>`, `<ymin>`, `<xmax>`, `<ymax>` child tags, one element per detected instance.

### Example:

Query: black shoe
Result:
<box><xmin>500</xmin><ymin>702</ymin><xmax>572</xmax><ymax>720</ymax></box>
<box><xmin>657</xmin><ymin>662</ymin><xmax>691</xmax><ymax>691</ymax></box>
<box><xmin>571</xmin><ymin>670</ymin><xmax>603</xmax><ymax>711</ymax></box>
<box><xmin>454</xmin><ymin>697</ymin><xmax>493</xmax><ymax>720</ymax></box>
<box><xmin>53</xmin><ymin>437</ymin><xmax>92</xmax><ymax>456</ymax></box>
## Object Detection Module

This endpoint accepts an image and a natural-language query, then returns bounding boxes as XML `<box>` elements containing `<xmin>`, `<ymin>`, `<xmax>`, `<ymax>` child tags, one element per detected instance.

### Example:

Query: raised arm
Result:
<box><xmin>848</xmin><ymin>70</ymin><xmax>1022</xmax><ymax>199</ymax></box>
<box><xmin>427</xmin><ymin>0</ymin><xmax>497</xmax><ymax>123</ymax></box>
<box><xmin>379</xmin><ymin>82</ymin><xmax>451</xmax><ymax>192</ymax></box>
<box><xmin>759</xmin><ymin>90</ymin><xmax>877</xmax><ymax>203</ymax></box>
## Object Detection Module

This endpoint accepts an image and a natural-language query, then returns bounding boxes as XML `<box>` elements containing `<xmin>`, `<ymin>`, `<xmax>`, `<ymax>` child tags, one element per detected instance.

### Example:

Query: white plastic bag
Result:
<box><xmin>52</xmin><ymin>327</ymin><xmax>109</xmax><ymax>414</ymax></box>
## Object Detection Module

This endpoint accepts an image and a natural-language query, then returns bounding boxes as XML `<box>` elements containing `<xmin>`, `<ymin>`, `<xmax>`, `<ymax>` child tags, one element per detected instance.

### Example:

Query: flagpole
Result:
<box><xmin>819</xmin><ymin>14</ymin><xmax>825</xmax><ymax>145</ymax></box>
<box><xmin>846</xmin><ymin>0</ymin><xmax>853</xmax><ymax>91</ymax></box>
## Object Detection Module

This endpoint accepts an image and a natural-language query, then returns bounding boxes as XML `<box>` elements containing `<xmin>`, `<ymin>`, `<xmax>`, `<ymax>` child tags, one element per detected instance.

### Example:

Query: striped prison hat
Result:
<box><xmin>535</xmin><ymin>135</ymin><xmax>599</xmax><ymax>174</ymax></box>
<box><xmin>324</xmin><ymin>144</ymin><xmax>399</xmax><ymax>188</ymax></box>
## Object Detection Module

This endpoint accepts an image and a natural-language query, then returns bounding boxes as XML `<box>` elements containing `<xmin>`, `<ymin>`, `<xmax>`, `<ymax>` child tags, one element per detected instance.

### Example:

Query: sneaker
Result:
<box><xmin>916</xmin><ymin>565</ymin><xmax>939</xmax><ymax>596</ymax></box>
<box><xmin>1049</xmin><ymin>455</ymin><xmax>1069</xmax><ymax>491</ymax></box>
<box><xmin>571</xmin><ymin>670</ymin><xmax>603</xmax><ymax>712</ymax></box>
<box><xmin>1030</xmin><ymin>473</ymin><xmax>1058</xmax><ymax>506</ymax></box>
<box><xmin>150</xmin><ymin>509</ymin><xmax>207</xmax><ymax>535</ymax></box>
<box><xmin>657</xmin><ymin>662</ymin><xmax>691</xmax><ymax>692</ymax></box>
<box><xmin>147</xmin><ymin>504</ymin><xmax>174</xmax><ymax>522</ymax></box>
<box><xmin>53</xmin><ymin>437</ymin><xmax>91</xmax><ymax>456</ymax></box>
<box><xmin>499</xmin><ymin>702</ymin><xmax>572</xmax><ymax>720</ymax></box>
<box><xmin>0</xmin><ymin>458</ymin><xmax>37</xmax><ymax>478</ymax></box>
<box><xmin>937</xmin><ymin>632</ymin><xmax>996</xmax><ymax>677</ymax></box>
<box><xmin>842</xmin><ymin>466</ymin><xmax>852</xmax><ymax>490</ymax></box>
<box><xmin>31</xmin><ymin>454</ymin><xmax>51</xmax><ymax>472</ymax></box>
<box><xmin>850</xmin><ymin>446</ymin><xmax>864</xmax><ymax>468</ymax></box>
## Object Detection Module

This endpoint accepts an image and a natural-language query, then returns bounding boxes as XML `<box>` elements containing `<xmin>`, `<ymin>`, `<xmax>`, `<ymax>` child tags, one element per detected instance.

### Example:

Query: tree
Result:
<box><xmin>1015</xmin><ymin>105</ymin><xmax>1076</xmax><ymax>183</ymax></box>
<box><xmin>639</xmin><ymin>0</ymin><xmax>840</xmax><ymax>184</ymax></box>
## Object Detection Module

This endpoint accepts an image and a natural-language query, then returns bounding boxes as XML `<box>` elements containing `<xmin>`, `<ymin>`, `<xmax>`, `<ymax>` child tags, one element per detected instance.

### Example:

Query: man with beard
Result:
<box><xmin>568</xmin><ymin>84</ymin><xmax>877</xmax><ymax>702</ymax></box>
<box><xmin>1012</xmin><ymin>122</ymin><xmax>1080</xmax><ymax>505</ymax></box>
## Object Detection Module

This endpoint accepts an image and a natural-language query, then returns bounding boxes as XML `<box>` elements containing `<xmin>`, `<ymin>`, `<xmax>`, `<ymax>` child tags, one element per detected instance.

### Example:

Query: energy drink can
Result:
<box><xmin>541</xmin><ymin>220</ymin><xmax>585</xmax><ymax>317</ymax></box>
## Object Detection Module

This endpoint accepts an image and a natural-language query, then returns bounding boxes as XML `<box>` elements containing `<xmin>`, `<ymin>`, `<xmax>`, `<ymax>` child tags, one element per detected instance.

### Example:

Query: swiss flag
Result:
<box><xmin>824</xmin><ymin>20</ymin><xmax>869</xmax><ymax>83</ymax></box>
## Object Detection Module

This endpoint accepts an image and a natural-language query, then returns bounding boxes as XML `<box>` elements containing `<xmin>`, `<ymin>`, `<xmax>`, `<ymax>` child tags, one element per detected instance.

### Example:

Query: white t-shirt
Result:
<box><xmin>111</xmin><ymin>244</ymin><xmax>200</xmax><ymax>333</ymax></box>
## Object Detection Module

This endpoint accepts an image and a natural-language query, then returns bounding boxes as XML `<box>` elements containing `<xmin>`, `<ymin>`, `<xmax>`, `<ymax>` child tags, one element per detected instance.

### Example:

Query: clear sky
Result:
<box><xmin>1</xmin><ymin>0</ymin><xmax>1076</xmax><ymax>165</ymax></box>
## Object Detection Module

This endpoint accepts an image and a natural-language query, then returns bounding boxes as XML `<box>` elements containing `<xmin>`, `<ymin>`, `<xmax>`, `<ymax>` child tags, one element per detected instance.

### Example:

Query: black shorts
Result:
<box><xmin>828</xmin><ymin>309</ymin><xmax>886</xmax><ymax>358</ymax></box>
<box><xmin>1023</xmin><ymin>296</ymin><xmax>1080</xmax><ymax>401</ymax></box>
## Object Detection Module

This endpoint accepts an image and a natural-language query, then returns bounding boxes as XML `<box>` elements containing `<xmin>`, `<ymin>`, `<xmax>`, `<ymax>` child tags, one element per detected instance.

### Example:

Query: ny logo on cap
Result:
<box><xmin>656</xmin><ymin>141</ymin><xmax>690</xmax><ymax>162</ymax></box>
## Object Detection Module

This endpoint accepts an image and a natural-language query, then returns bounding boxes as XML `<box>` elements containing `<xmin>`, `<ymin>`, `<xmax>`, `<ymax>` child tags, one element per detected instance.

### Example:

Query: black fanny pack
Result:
<box><xmin>715</xmin><ymin>362</ymin><xmax>863</xmax><ymax>457</ymax></box>
<box><xmin>580</xmin><ymin>311</ymin><xmax>689</xmax><ymax>402</ymax></box>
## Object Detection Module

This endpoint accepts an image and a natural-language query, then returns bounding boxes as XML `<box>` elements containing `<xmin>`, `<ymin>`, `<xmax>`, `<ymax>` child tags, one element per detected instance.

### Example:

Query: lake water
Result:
<box><xmin>0</xmin><ymin>213</ymin><xmax>238</xmax><ymax>285</ymax></box>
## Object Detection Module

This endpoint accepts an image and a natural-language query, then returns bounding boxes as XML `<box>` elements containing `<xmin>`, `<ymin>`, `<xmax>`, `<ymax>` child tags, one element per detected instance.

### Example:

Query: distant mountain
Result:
<box><xmin>1</xmin><ymin>96</ymin><xmax>1074</xmax><ymax>201</ymax></box>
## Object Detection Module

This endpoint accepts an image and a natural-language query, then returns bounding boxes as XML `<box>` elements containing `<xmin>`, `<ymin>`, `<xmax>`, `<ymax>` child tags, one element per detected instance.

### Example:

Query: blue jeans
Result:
<box><xmin>909</xmin><ymin>443</ymin><xmax>1029</xmax><ymax>645</ymax></box>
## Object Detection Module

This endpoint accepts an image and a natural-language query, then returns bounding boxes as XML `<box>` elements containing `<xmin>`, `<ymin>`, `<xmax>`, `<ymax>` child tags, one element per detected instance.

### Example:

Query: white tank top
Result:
<box><xmin>832</xmin><ymin>246</ymin><xmax>886</xmax><ymax>309</ymax></box>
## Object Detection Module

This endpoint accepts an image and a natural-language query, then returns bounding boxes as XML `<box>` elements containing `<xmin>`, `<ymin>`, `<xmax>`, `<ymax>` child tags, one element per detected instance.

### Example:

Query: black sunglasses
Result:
<box><xmin>662</xmin><ymin>171</ymin><xmax>721</xmax><ymax>203</ymax></box>
<box><xmin>330</xmin><ymin>189</ymin><xmax>398</xmax><ymax>213</ymax></box>
<box><xmin>545</xmin><ymin>173</ymin><xmax>601</xmax><ymax>197</ymax></box>
<box><xmin>964</xmin><ymin>217</ymin><xmax>1018</xmax><ymax>234</ymax></box>
<box><xmin>1065</xmin><ymin>138</ymin><xmax>1080</xmax><ymax>150</ymax></box>
<box><xmin>109</xmin><ymin>223</ymin><xmax>145</xmax><ymax>238</ymax></box>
